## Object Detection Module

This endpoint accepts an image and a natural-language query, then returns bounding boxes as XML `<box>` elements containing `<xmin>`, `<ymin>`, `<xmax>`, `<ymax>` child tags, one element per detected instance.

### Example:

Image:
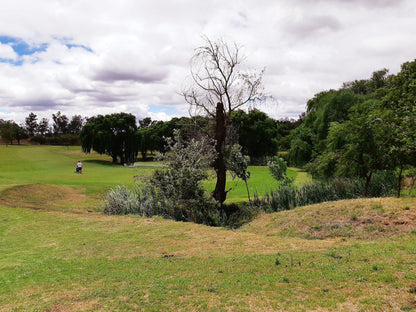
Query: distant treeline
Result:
<box><xmin>0</xmin><ymin>111</ymin><xmax>84</xmax><ymax>145</ymax></box>
<box><xmin>0</xmin><ymin>108</ymin><xmax>301</xmax><ymax>163</ymax></box>
<box><xmin>80</xmin><ymin>111</ymin><xmax>302</xmax><ymax>164</ymax></box>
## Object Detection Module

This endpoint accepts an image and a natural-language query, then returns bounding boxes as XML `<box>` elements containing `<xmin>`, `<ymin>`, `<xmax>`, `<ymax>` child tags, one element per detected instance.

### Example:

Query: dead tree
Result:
<box><xmin>183</xmin><ymin>36</ymin><xmax>267</xmax><ymax>203</ymax></box>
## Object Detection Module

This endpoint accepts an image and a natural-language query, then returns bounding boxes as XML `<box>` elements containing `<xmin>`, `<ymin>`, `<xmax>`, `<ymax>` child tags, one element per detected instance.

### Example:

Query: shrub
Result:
<box><xmin>268</xmin><ymin>157</ymin><xmax>294</xmax><ymax>186</ymax></box>
<box><xmin>104</xmin><ymin>185</ymin><xmax>139</xmax><ymax>215</ymax></box>
<box><xmin>105</xmin><ymin>131</ymin><xmax>232</xmax><ymax>226</ymax></box>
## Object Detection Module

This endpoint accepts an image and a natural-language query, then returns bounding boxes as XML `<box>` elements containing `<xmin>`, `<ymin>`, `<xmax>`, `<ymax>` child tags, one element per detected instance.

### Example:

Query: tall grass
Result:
<box><xmin>261</xmin><ymin>171</ymin><xmax>398</xmax><ymax>212</ymax></box>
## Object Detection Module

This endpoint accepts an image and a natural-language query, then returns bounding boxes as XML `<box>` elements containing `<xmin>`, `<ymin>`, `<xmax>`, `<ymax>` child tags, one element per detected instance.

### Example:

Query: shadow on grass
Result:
<box><xmin>83</xmin><ymin>159</ymin><xmax>117</xmax><ymax>167</ymax></box>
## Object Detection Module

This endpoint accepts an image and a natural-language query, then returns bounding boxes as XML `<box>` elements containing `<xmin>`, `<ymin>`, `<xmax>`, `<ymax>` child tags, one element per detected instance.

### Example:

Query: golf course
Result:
<box><xmin>1</xmin><ymin>145</ymin><xmax>416</xmax><ymax>311</ymax></box>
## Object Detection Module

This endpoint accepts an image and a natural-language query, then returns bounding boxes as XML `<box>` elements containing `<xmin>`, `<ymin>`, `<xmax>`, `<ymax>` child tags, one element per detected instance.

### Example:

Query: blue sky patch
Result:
<box><xmin>149</xmin><ymin>104</ymin><xmax>179</xmax><ymax>116</ymax></box>
<box><xmin>0</xmin><ymin>36</ymin><xmax>48</xmax><ymax>56</ymax></box>
<box><xmin>65</xmin><ymin>43</ymin><xmax>93</xmax><ymax>53</ymax></box>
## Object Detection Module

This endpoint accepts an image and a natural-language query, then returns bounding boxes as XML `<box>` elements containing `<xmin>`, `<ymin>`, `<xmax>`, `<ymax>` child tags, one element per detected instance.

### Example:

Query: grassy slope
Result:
<box><xmin>1</xmin><ymin>145</ymin><xmax>416</xmax><ymax>311</ymax></box>
<box><xmin>1</xmin><ymin>200</ymin><xmax>416</xmax><ymax>311</ymax></box>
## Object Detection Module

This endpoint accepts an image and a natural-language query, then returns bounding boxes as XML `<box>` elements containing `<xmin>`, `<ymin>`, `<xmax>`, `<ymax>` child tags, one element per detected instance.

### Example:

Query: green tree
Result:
<box><xmin>226</xmin><ymin>144</ymin><xmax>251</xmax><ymax>202</ymax></box>
<box><xmin>231</xmin><ymin>109</ymin><xmax>278</xmax><ymax>162</ymax></box>
<box><xmin>382</xmin><ymin>60</ymin><xmax>416</xmax><ymax>196</ymax></box>
<box><xmin>268</xmin><ymin>157</ymin><xmax>293</xmax><ymax>185</ymax></box>
<box><xmin>25</xmin><ymin>112</ymin><xmax>38</xmax><ymax>137</ymax></box>
<box><xmin>38</xmin><ymin>118</ymin><xmax>50</xmax><ymax>136</ymax></box>
<box><xmin>52</xmin><ymin>111</ymin><xmax>69</xmax><ymax>135</ymax></box>
<box><xmin>68</xmin><ymin>115</ymin><xmax>84</xmax><ymax>135</ymax></box>
<box><xmin>311</xmin><ymin>100</ymin><xmax>390</xmax><ymax>196</ymax></box>
<box><xmin>80</xmin><ymin>113</ymin><xmax>139</xmax><ymax>164</ymax></box>
<box><xmin>0</xmin><ymin>121</ymin><xmax>26</xmax><ymax>145</ymax></box>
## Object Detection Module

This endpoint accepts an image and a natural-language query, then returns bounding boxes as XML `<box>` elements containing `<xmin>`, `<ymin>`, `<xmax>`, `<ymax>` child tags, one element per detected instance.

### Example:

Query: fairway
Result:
<box><xmin>0</xmin><ymin>145</ymin><xmax>151</xmax><ymax>197</ymax></box>
<box><xmin>1</xmin><ymin>144</ymin><xmax>416</xmax><ymax>311</ymax></box>
<box><xmin>0</xmin><ymin>145</ymin><xmax>310</xmax><ymax>205</ymax></box>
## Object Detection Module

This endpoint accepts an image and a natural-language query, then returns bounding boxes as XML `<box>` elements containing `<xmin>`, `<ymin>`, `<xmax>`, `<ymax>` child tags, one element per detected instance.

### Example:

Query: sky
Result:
<box><xmin>1</xmin><ymin>0</ymin><xmax>415</xmax><ymax>124</ymax></box>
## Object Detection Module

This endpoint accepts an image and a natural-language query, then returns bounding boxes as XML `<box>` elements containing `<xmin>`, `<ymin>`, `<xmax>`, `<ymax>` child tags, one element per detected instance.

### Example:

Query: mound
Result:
<box><xmin>242</xmin><ymin>197</ymin><xmax>416</xmax><ymax>239</ymax></box>
<box><xmin>0</xmin><ymin>184</ymin><xmax>100</xmax><ymax>213</ymax></box>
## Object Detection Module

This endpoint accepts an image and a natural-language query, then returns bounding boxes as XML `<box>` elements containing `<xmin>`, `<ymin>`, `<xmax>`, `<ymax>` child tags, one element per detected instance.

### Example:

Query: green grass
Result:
<box><xmin>1</xmin><ymin>202</ymin><xmax>416</xmax><ymax>311</ymax></box>
<box><xmin>0</xmin><ymin>145</ymin><xmax>146</xmax><ymax>198</ymax></box>
<box><xmin>204</xmin><ymin>166</ymin><xmax>299</xmax><ymax>202</ymax></box>
<box><xmin>0</xmin><ymin>145</ymin><xmax>310</xmax><ymax>203</ymax></box>
<box><xmin>1</xmin><ymin>144</ymin><xmax>416</xmax><ymax>311</ymax></box>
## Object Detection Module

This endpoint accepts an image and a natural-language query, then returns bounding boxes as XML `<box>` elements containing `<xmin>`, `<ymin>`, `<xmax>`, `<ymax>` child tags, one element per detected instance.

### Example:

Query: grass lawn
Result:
<box><xmin>0</xmin><ymin>145</ymin><xmax>311</xmax><ymax>205</ymax></box>
<box><xmin>1</xmin><ymin>144</ymin><xmax>416</xmax><ymax>311</ymax></box>
<box><xmin>1</xmin><ymin>198</ymin><xmax>416</xmax><ymax>311</ymax></box>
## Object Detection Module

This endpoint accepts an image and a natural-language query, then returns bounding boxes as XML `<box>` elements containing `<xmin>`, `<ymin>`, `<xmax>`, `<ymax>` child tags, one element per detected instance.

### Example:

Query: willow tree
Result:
<box><xmin>80</xmin><ymin>112</ymin><xmax>139</xmax><ymax>164</ymax></box>
<box><xmin>183</xmin><ymin>37</ymin><xmax>268</xmax><ymax>203</ymax></box>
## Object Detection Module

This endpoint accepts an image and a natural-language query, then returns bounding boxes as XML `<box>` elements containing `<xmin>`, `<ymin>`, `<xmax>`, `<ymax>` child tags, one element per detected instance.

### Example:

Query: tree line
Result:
<box><xmin>80</xmin><ymin>110</ymin><xmax>302</xmax><ymax>165</ymax></box>
<box><xmin>288</xmin><ymin>60</ymin><xmax>416</xmax><ymax>196</ymax></box>
<box><xmin>0</xmin><ymin>111</ymin><xmax>84</xmax><ymax>145</ymax></box>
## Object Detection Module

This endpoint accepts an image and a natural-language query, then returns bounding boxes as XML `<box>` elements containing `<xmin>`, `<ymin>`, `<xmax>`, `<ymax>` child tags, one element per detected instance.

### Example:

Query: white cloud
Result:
<box><xmin>0</xmin><ymin>0</ymin><xmax>415</xmax><ymax>123</ymax></box>
<box><xmin>0</xmin><ymin>43</ymin><xmax>17</xmax><ymax>61</ymax></box>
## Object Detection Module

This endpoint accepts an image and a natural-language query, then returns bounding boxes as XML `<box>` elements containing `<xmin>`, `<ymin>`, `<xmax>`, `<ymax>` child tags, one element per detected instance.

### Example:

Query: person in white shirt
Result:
<box><xmin>76</xmin><ymin>161</ymin><xmax>83</xmax><ymax>174</ymax></box>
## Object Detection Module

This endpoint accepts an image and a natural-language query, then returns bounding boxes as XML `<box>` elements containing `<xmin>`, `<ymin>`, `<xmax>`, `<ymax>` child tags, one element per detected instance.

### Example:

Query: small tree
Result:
<box><xmin>226</xmin><ymin>144</ymin><xmax>251</xmax><ymax>202</ymax></box>
<box><xmin>135</xmin><ymin>130</ymin><xmax>218</xmax><ymax>223</ymax></box>
<box><xmin>268</xmin><ymin>157</ymin><xmax>293</xmax><ymax>185</ymax></box>
<box><xmin>68</xmin><ymin>115</ymin><xmax>84</xmax><ymax>135</ymax></box>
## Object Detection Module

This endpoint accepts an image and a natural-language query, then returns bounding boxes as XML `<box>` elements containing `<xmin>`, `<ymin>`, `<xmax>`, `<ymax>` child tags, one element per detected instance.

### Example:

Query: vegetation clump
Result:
<box><xmin>104</xmin><ymin>131</ymin><xmax>259</xmax><ymax>227</ymax></box>
<box><xmin>258</xmin><ymin>171</ymin><xmax>398</xmax><ymax>212</ymax></box>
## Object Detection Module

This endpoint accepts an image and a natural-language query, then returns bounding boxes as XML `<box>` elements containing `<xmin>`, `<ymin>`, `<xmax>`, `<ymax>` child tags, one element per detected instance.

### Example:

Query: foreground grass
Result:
<box><xmin>1</xmin><ymin>197</ymin><xmax>416</xmax><ymax>311</ymax></box>
<box><xmin>2</xmin><ymin>144</ymin><xmax>415</xmax><ymax>311</ymax></box>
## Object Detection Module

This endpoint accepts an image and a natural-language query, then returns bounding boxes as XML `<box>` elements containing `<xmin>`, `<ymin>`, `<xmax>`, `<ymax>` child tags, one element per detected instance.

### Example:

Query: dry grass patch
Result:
<box><xmin>241</xmin><ymin>197</ymin><xmax>416</xmax><ymax>240</ymax></box>
<box><xmin>0</xmin><ymin>184</ymin><xmax>100</xmax><ymax>213</ymax></box>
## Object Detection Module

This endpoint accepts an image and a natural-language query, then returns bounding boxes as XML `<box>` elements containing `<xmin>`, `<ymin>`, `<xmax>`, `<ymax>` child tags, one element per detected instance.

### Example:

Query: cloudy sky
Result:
<box><xmin>1</xmin><ymin>0</ymin><xmax>415</xmax><ymax>124</ymax></box>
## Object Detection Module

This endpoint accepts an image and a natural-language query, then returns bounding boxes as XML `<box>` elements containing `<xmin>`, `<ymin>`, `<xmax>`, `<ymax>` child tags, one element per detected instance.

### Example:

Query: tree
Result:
<box><xmin>382</xmin><ymin>60</ymin><xmax>416</xmax><ymax>196</ymax></box>
<box><xmin>226</xmin><ymin>144</ymin><xmax>251</xmax><ymax>202</ymax></box>
<box><xmin>268</xmin><ymin>157</ymin><xmax>293</xmax><ymax>185</ymax></box>
<box><xmin>310</xmin><ymin>100</ymin><xmax>390</xmax><ymax>196</ymax></box>
<box><xmin>25</xmin><ymin>112</ymin><xmax>38</xmax><ymax>137</ymax></box>
<box><xmin>0</xmin><ymin>121</ymin><xmax>14</xmax><ymax>144</ymax></box>
<box><xmin>38</xmin><ymin>118</ymin><xmax>50</xmax><ymax>136</ymax></box>
<box><xmin>183</xmin><ymin>36</ymin><xmax>267</xmax><ymax>203</ymax></box>
<box><xmin>138</xmin><ymin>117</ymin><xmax>155</xmax><ymax>128</ymax></box>
<box><xmin>0</xmin><ymin>121</ymin><xmax>26</xmax><ymax>145</ymax></box>
<box><xmin>80</xmin><ymin>113</ymin><xmax>139</xmax><ymax>164</ymax></box>
<box><xmin>52</xmin><ymin>111</ymin><xmax>69</xmax><ymax>135</ymax></box>
<box><xmin>231</xmin><ymin>109</ymin><xmax>278</xmax><ymax>162</ymax></box>
<box><xmin>68</xmin><ymin>115</ymin><xmax>84</xmax><ymax>135</ymax></box>
<box><xmin>150</xmin><ymin>130</ymin><xmax>216</xmax><ymax>219</ymax></box>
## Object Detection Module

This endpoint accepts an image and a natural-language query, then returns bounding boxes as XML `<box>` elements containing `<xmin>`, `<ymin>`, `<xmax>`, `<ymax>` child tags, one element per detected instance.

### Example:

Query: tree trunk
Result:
<box><xmin>363</xmin><ymin>171</ymin><xmax>373</xmax><ymax>197</ymax></box>
<box><xmin>212</xmin><ymin>102</ymin><xmax>227</xmax><ymax>204</ymax></box>
<box><xmin>244</xmin><ymin>179</ymin><xmax>251</xmax><ymax>203</ymax></box>
<box><xmin>397</xmin><ymin>166</ymin><xmax>403</xmax><ymax>198</ymax></box>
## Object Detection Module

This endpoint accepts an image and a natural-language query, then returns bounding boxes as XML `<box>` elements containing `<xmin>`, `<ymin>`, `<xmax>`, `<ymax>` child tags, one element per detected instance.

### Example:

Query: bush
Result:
<box><xmin>104</xmin><ymin>131</ymin><xmax>231</xmax><ymax>226</ymax></box>
<box><xmin>104</xmin><ymin>185</ymin><xmax>139</xmax><ymax>215</ymax></box>
<box><xmin>104</xmin><ymin>183</ymin><xmax>260</xmax><ymax>228</ymax></box>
